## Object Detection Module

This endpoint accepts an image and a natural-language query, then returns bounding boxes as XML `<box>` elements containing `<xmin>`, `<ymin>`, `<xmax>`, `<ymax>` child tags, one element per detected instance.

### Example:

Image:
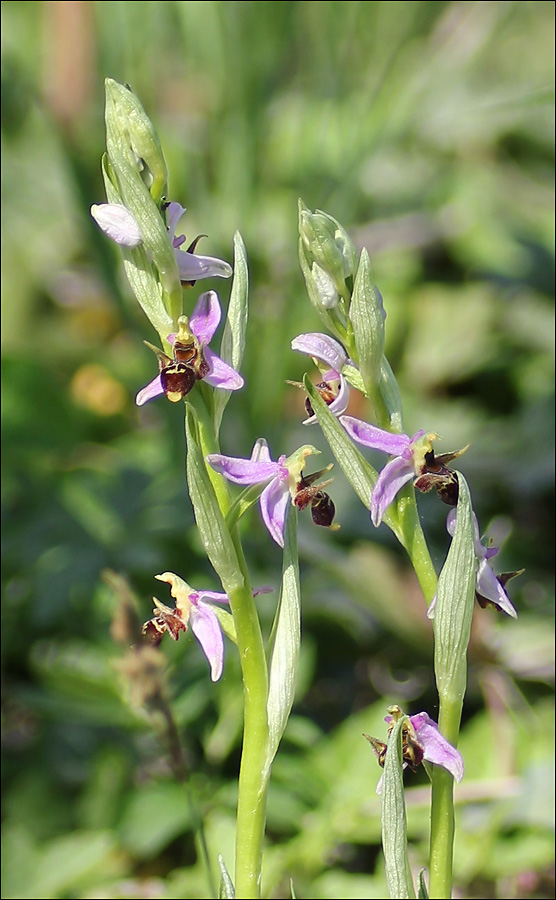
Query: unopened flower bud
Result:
<box><xmin>298</xmin><ymin>200</ymin><xmax>357</xmax><ymax>305</ymax></box>
<box><xmin>105</xmin><ymin>78</ymin><xmax>167</xmax><ymax>203</ymax></box>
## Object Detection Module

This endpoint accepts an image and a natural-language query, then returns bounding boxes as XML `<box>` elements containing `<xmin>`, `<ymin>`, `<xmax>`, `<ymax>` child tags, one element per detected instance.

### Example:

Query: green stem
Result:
<box><xmin>428</xmin><ymin>697</ymin><xmax>463</xmax><ymax>899</ymax></box>
<box><xmin>189</xmin><ymin>386</ymin><xmax>231</xmax><ymax>512</ymax></box>
<box><xmin>228</xmin><ymin>537</ymin><xmax>270</xmax><ymax>898</ymax></box>
<box><xmin>395</xmin><ymin>484</ymin><xmax>438</xmax><ymax>605</ymax></box>
<box><xmin>189</xmin><ymin>388</ymin><xmax>270</xmax><ymax>897</ymax></box>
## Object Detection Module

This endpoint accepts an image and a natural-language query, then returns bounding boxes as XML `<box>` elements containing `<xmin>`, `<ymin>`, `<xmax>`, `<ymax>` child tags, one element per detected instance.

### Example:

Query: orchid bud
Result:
<box><xmin>103</xmin><ymin>79</ymin><xmax>181</xmax><ymax>315</ymax></box>
<box><xmin>298</xmin><ymin>200</ymin><xmax>357</xmax><ymax>307</ymax></box>
<box><xmin>104</xmin><ymin>78</ymin><xmax>167</xmax><ymax>204</ymax></box>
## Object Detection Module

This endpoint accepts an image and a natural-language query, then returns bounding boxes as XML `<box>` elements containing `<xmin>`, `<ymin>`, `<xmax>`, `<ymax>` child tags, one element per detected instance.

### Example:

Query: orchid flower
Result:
<box><xmin>428</xmin><ymin>509</ymin><xmax>519</xmax><ymax>620</ymax></box>
<box><xmin>142</xmin><ymin>572</ymin><xmax>272</xmax><ymax>681</ymax></box>
<box><xmin>365</xmin><ymin>707</ymin><xmax>464</xmax><ymax>794</ymax></box>
<box><xmin>207</xmin><ymin>440</ymin><xmax>331</xmax><ymax>547</ymax></box>
<box><xmin>340</xmin><ymin>415</ymin><xmax>467</xmax><ymax>526</ymax></box>
<box><xmin>166</xmin><ymin>202</ymin><xmax>232</xmax><ymax>283</ymax></box>
<box><xmin>136</xmin><ymin>290</ymin><xmax>244</xmax><ymax>405</ymax></box>
<box><xmin>290</xmin><ymin>332</ymin><xmax>351</xmax><ymax>423</ymax></box>
<box><xmin>340</xmin><ymin>416</ymin><xmax>430</xmax><ymax>525</ymax></box>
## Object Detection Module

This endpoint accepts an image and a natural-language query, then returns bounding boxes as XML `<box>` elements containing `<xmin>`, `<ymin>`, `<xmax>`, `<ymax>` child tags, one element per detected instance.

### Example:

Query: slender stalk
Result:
<box><xmin>228</xmin><ymin>566</ymin><xmax>270</xmax><ymax>898</ymax></box>
<box><xmin>428</xmin><ymin>698</ymin><xmax>463</xmax><ymax>899</ymax></box>
<box><xmin>189</xmin><ymin>390</ymin><xmax>270</xmax><ymax>897</ymax></box>
<box><xmin>395</xmin><ymin>484</ymin><xmax>438</xmax><ymax>605</ymax></box>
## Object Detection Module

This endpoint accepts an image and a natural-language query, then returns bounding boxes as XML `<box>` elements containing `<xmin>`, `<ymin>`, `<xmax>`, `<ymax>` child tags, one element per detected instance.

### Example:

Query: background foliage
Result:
<box><xmin>2</xmin><ymin>2</ymin><xmax>554</xmax><ymax>898</ymax></box>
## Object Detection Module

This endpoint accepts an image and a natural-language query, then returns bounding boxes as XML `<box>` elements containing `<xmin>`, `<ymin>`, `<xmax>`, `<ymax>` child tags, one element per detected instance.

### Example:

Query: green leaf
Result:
<box><xmin>350</xmin><ymin>248</ymin><xmax>385</xmax><ymax>390</ymax></box>
<box><xmin>432</xmin><ymin>473</ymin><xmax>476</xmax><ymax>705</ymax></box>
<box><xmin>303</xmin><ymin>376</ymin><xmax>400</xmax><ymax>536</ymax></box>
<box><xmin>417</xmin><ymin>869</ymin><xmax>429</xmax><ymax>899</ymax></box>
<box><xmin>102</xmin><ymin>155</ymin><xmax>173</xmax><ymax>344</ymax></box>
<box><xmin>185</xmin><ymin>405</ymin><xmax>242</xmax><ymax>594</ymax></box>
<box><xmin>210</xmin><ymin>605</ymin><xmax>238</xmax><ymax>645</ymax></box>
<box><xmin>104</xmin><ymin>80</ymin><xmax>182</xmax><ymax>311</ymax></box>
<box><xmin>119</xmin><ymin>782</ymin><xmax>192</xmax><ymax>857</ymax></box>
<box><xmin>225</xmin><ymin>481</ymin><xmax>267</xmax><ymax>531</ymax></box>
<box><xmin>382</xmin><ymin>716</ymin><xmax>416</xmax><ymax>899</ymax></box>
<box><xmin>263</xmin><ymin>507</ymin><xmax>301</xmax><ymax>779</ymax></box>
<box><xmin>379</xmin><ymin>356</ymin><xmax>404</xmax><ymax>433</ymax></box>
<box><xmin>214</xmin><ymin>231</ymin><xmax>249</xmax><ymax>434</ymax></box>
<box><xmin>1</xmin><ymin>826</ymin><xmax>117</xmax><ymax>900</ymax></box>
<box><xmin>218</xmin><ymin>854</ymin><xmax>236</xmax><ymax>898</ymax></box>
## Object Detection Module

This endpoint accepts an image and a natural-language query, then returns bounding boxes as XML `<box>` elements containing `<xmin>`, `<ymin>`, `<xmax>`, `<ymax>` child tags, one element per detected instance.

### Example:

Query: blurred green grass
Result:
<box><xmin>1</xmin><ymin>2</ymin><xmax>554</xmax><ymax>898</ymax></box>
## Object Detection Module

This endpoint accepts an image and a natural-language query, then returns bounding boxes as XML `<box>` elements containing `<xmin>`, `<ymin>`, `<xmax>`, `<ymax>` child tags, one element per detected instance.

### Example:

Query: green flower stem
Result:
<box><xmin>428</xmin><ymin>698</ymin><xmax>463</xmax><ymax>899</ymax></box>
<box><xmin>227</xmin><ymin>552</ymin><xmax>270</xmax><ymax>899</ymax></box>
<box><xmin>188</xmin><ymin>387</ymin><xmax>270</xmax><ymax>897</ymax></box>
<box><xmin>189</xmin><ymin>386</ymin><xmax>231</xmax><ymax>513</ymax></box>
<box><xmin>395</xmin><ymin>484</ymin><xmax>438</xmax><ymax>605</ymax></box>
<box><xmin>166</xmin><ymin>284</ymin><xmax>184</xmax><ymax>329</ymax></box>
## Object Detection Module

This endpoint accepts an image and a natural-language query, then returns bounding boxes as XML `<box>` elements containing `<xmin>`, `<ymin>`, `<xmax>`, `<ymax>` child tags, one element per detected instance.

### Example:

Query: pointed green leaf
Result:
<box><xmin>225</xmin><ymin>482</ymin><xmax>267</xmax><ymax>532</ymax></box>
<box><xmin>218</xmin><ymin>854</ymin><xmax>235</xmax><ymax>899</ymax></box>
<box><xmin>382</xmin><ymin>716</ymin><xmax>416</xmax><ymax>899</ymax></box>
<box><xmin>432</xmin><ymin>473</ymin><xmax>476</xmax><ymax>705</ymax></box>
<box><xmin>263</xmin><ymin>508</ymin><xmax>300</xmax><ymax>779</ymax></box>
<box><xmin>417</xmin><ymin>869</ymin><xmax>429</xmax><ymax>899</ymax></box>
<box><xmin>185</xmin><ymin>406</ymin><xmax>242</xmax><ymax>593</ymax></box>
<box><xmin>105</xmin><ymin>78</ymin><xmax>167</xmax><ymax>203</ymax></box>
<box><xmin>214</xmin><ymin>231</ymin><xmax>249</xmax><ymax>434</ymax></box>
<box><xmin>350</xmin><ymin>249</ymin><xmax>385</xmax><ymax>390</ymax></box>
<box><xmin>379</xmin><ymin>356</ymin><xmax>404</xmax><ymax>433</ymax></box>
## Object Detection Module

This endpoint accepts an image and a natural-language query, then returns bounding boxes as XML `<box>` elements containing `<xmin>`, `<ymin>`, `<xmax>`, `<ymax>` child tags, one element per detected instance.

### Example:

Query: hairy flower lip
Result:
<box><xmin>296</xmin><ymin>370</ymin><xmax>350</xmax><ymax>425</ymax></box>
<box><xmin>135</xmin><ymin>291</ymin><xmax>244</xmax><ymax>406</ymax></box>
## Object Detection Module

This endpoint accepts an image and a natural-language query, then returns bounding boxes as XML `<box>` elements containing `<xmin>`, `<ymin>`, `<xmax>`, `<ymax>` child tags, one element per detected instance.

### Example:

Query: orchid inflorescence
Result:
<box><xmin>93</xmin><ymin>80</ymin><xmax>522</xmax><ymax>900</ymax></box>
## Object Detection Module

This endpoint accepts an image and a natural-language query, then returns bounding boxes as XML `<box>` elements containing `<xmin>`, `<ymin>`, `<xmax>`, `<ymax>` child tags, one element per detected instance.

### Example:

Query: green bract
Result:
<box><xmin>214</xmin><ymin>231</ymin><xmax>249</xmax><ymax>435</ymax></box>
<box><xmin>382</xmin><ymin>714</ymin><xmax>416</xmax><ymax>899</ymax></box>
<box><xmin>263</xmin><ymin>507</ymin><xmax>301</xmax><ymax>780</ymax></box>
<box><xmin>433</xmin><ymin>473</ymin><xmax>476</xmax><ymax>706</ymax></box>
<box><xmin>104</xmin><ymin>79</ymin><xmax>182</xmax><ymax>324</ymax></box>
